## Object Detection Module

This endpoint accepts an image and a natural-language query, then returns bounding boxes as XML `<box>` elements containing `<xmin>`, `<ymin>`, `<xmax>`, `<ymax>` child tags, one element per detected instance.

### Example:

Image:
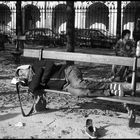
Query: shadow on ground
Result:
<box><xmin>0</xmin><ymin>113</ymin><xmax>20</xmax><ymax>121</ymax></box>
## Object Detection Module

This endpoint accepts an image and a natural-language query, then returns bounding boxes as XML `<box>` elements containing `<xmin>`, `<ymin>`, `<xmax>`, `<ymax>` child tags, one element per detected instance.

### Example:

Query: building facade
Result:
<box><xmin>0</xmin><ymin>1</ymin><xmax>140</xmax><ymax>38</ymax></box>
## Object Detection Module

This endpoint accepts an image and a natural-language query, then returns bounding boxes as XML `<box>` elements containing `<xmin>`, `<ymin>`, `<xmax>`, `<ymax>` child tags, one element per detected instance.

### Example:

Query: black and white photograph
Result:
<box><xmin>0</xmin><ymin>0</ymin><xmax>140</xmax><ymax>139</ymax></box>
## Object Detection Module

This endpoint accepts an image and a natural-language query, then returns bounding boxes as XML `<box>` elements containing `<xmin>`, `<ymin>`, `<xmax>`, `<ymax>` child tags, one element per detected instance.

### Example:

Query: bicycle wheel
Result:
<box><xmin>16</xmin><ymin>83</ymin><xmax>35</xmax><ymax>117</ymax></box>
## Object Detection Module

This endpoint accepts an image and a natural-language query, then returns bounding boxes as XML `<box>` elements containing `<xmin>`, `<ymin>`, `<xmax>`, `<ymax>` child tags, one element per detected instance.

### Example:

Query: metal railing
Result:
<box><xmin>0</xmin><ymin>1</ymin><xmax>138</xmax><ymax>46</ymax></box>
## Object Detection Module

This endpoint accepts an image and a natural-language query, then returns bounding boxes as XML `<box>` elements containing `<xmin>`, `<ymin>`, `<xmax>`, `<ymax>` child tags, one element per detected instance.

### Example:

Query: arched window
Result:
<box><xmin>52</xmin><ymin>4</ymin><xmax>66</xmax><ymax>34</ymax></box>
<box><xmin>85</xmin><ymin>2</ymin><xmax>109</xmax><ymax>30</ymax></box>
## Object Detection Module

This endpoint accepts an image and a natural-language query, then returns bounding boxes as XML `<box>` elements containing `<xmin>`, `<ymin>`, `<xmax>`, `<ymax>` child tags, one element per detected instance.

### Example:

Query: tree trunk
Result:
<box><xmin>16</xmin><ymin>1</ymin><xmax>22</xmax><ymax>36</ymax></box>
<box><xmin>16</xmin><ymin>1</ymin><xmax>23</xmax><ymax>51</ymax></box>
<box><xmin>66</xmin><ymin>1</ymin><xmax>75</xmax><ymax>65</ymax></box>
<box><xmin>116</xmin><ymin>1</ymin><xmax>121</xmax><ymax>39</ymax></box>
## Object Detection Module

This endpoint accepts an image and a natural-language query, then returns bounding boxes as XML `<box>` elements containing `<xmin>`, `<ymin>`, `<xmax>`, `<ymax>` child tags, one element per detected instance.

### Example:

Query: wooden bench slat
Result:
<box><xmin>96</xmin><ymin>96</ymin><xmax>140</xmax><ymax>105</ymax></box>
<box><xmin>44</xmin><ymin>89</ymin><xmax>71</xmax><ymax>95</ymax></box>
<box><xmin>45</xmin><ymin>89</ymin><xmax>140</xmax><ymax>105</ymax></box>
<box><xmin>23</xmin><ymin>48</ymin><xmax>140</xmax><ymax>107</ymax></box>
<box><xmin>23</xmin><ymin>49</ymin><xmax>140</xmax><ymax>67</ymax></box>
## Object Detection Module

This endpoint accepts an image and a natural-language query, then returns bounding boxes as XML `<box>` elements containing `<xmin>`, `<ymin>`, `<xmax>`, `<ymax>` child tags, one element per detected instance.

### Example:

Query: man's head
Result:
<box><xmin>122</xmin><ymin>29</ymin><xmax>131</xmax><ymax>40</ymax></box>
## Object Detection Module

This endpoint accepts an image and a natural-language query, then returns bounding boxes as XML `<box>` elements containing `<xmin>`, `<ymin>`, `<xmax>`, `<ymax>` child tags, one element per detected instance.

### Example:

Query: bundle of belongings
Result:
<box><xmin>11</xmin><ymin>59</ymin><xmax>138</xmax><ymax>116</ymax></box>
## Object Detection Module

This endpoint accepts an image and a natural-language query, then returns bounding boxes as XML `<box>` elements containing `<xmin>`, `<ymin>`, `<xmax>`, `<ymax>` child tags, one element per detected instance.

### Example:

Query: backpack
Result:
<box><xmin>15</xmin><ymin>65</ymin><xmax>35</xmax><ymax>86</ymax></box>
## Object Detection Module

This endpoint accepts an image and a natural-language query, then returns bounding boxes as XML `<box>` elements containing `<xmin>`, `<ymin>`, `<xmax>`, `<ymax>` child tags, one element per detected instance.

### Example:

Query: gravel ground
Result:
<box><xmin>0</xmin><ymin>44</ymin><xmax>140</xmax><ymax>139</ymax></box>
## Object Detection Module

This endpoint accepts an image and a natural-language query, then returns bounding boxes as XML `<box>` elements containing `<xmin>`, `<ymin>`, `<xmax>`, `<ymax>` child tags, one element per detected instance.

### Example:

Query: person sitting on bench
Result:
<box><xmin>112</xmin><ymin>29</ymin><xmax>136</xmax><ymax>82</ymax></box>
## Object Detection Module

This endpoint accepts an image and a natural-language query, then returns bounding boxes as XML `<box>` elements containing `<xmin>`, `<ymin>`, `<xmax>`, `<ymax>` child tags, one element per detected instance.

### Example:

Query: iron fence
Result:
<box><xmin>0</xmin><ymin>1</ymin><xmax>138</xmax><ymax>45</ymax></box>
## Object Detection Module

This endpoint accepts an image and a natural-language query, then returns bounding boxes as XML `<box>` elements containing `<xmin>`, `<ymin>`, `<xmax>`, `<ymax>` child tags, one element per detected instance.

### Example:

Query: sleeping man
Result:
<box><xmin>15</xmin><ymin>59</ymin><xmax>138</xmax><ymax>113</ymax></box>
<box><xmin>27</xmin><ymin>59</ymin><xmax>123</xmax><ymax>98</ymax></box>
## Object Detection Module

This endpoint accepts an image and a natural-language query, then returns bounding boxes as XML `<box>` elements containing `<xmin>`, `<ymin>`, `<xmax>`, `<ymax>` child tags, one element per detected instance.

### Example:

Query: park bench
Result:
<box><xmin>16</xmin><ymin>47</ymin><xmax>140</xmax><ymax>128</ymax></box>
<box><xmin>13</xmin><ymin>33</ymin><xmax>140</xmax><ymax>127</ymax></box>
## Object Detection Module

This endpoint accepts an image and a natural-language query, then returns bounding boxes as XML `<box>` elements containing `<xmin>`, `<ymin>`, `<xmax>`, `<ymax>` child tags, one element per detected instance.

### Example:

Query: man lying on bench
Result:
<box><xmin>26</xmin><ymin>60</ymin><xmax>117</xmax><ymax>96</ymax></box>
<box><xmin>15</xmin><ymin>59</ymin><xmax>132</xmax><ymax>112</ymax></box>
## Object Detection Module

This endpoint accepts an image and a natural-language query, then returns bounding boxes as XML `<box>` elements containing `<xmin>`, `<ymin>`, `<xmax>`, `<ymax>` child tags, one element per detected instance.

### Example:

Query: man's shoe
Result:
<box><xmin>85</xmin><ymin>119</ymin><xmax>97</xmax><ymax>139</ymax></box>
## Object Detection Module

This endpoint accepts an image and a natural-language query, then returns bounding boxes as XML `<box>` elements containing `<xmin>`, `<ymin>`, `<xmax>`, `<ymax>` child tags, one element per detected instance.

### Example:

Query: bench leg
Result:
<box><xmin>129</xmin><ymin>107</ymin><xmax>136</xmax><ymax>128</ymax></box>
<box><xmin>124</xmin><ymin>104</ymin><xmax>136</xmax><ymax>128</ymax></box>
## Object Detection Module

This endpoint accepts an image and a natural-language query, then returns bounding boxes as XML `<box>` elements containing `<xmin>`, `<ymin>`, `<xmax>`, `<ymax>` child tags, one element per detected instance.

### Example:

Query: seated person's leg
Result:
<box><xmin>113</xmin><ymin>66</ymin><xmax>127</xmax><ymax>82</ymax></box>
<box><xmin>111</xmin><ymin>64</ymin><xmax>117</xmax><ymax>76</ymax></box>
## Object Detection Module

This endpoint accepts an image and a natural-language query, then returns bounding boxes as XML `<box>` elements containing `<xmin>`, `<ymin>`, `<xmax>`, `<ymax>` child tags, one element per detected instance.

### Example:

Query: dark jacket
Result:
<box><xmin>29</xmin><ymin>60</ymin><xmax>67</xmax><ymax>93</ymax></box>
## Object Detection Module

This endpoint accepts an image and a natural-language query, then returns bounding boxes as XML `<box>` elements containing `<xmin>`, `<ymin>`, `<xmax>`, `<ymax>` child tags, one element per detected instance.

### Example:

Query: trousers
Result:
<box><xmin>63</xmin><ymin>65</ymin><xmax>110</xmax><ymax>97</ymax></box>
